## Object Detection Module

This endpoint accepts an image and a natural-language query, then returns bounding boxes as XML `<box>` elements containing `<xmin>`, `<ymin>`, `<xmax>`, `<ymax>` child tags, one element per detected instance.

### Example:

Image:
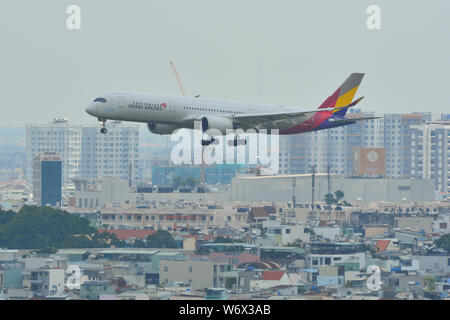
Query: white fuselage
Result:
<box><xmin>86</xmin><ymin>91</ymin><xmax>314</xmax><ymax>132</ymax></box>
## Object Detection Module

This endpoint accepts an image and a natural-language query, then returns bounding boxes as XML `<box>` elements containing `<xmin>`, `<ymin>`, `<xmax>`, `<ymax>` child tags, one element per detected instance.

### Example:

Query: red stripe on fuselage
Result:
<box><xmin>280</xmin><ymin>110</ymin><xmax>331</xmax><ymax>135</ymax></box>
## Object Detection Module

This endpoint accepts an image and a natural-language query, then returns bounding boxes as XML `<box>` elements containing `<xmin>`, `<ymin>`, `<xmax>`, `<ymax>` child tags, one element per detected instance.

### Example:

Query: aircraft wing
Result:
<box><xmin>232</xmin><ymin>97</ymin><xmax>365</xmax><ymax>128</ymax></box>
<box><xmin>182</xmin><ymin>105</ymin><xmax>337</xmax><ymax>124</ymax></box>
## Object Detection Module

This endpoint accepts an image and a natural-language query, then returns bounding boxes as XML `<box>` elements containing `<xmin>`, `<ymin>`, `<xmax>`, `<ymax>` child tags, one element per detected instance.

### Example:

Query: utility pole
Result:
<box><xmin>292</xmin><ymin>176</ymin><xmax>296</xmax><ymax>207</ymax></box>
<box><xmin>128</xmin><ymin>161</ymin><xmax>132</xmax><ymax>189</ymax></box>
<box><xmin>309</xmin><ymin>165</ymin><xmax>317</xmax><ymax>223</ymax></box>
<box><xmin>327</xmin><ymin>165</ymin><xmax>331</xmax><ymax>194</ymax></box>
<box><xmin>311</xmin><ymin>165</ymin><xmax>316</xmax><ymax>208</ymax></box>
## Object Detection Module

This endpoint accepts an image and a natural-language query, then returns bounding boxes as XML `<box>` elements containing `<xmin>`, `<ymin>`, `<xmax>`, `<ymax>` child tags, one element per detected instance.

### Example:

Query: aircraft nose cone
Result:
<box><xmin>86</xmin><ymin>103</ymin><xmax>97</xmax><ymax>116</ymax></box>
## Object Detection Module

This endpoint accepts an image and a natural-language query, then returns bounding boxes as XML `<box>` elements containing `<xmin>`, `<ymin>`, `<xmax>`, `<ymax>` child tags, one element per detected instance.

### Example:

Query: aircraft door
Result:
<box><xmin>169</xmin><ymin>100</ymin><xmax>175</xmax><ymax>112</ymax></box>
<box><xmin>118</xmin><ymin>96</ymin><xmax>126</xmax><ymax>108</ymax></box>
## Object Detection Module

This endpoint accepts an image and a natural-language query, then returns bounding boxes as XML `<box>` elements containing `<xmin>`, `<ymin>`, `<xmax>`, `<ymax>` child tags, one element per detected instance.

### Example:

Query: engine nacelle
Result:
<box><xmin>201</xmin><ymin>116</ymin><xmax>234</xmax><ymax>135</ymax></box>
<box><xmin>147</xmin><ymin>123</ymin><xmax>178</xmax><ymax>135</ymax></box>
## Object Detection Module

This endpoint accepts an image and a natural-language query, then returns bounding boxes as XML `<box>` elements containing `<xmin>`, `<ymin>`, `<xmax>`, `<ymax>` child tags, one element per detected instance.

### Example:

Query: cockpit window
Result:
<box><xmin>93</xmin><ymin>97</ymin><xmax>107</xmax><ymax>103</ymax></box>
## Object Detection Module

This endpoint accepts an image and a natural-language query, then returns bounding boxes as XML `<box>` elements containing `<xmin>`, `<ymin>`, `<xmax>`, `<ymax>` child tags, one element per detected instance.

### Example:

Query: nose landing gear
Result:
<box><xmin>99</xmin><ymin>119</ymin><xmax>107</xmax><ymax>134</ymax></box>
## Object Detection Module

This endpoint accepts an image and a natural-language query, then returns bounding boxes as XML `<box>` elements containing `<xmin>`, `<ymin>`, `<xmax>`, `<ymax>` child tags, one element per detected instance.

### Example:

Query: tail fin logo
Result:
<box><xmin>319</xmin><ymin>73</ymin><xmax>365</xmax><ymax>109</ymax></box>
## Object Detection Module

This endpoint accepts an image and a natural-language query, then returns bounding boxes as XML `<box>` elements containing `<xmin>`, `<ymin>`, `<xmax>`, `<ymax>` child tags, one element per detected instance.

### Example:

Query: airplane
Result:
<box><xmin>85</xmin><ymin>73</ymin><xmax>380</xmax><ymax>146</ymax></box>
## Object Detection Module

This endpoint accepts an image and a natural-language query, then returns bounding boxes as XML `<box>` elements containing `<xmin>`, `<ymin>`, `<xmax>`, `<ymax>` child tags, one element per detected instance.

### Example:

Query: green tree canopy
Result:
<box><xmin>184</xmin><ymin>177</ymin><xmax>199</xmax><ymax>189</ymax></box>
<box><xmin>0</xmin><ymin>206</ymin><xmax>116</xmax><ymax>250</ymax></box>
<box><xmin>0</xmin><ymin>209</ymin><xmax>14</xmax><ymax>225</ymax></box>
<box><xmin>435</xmin><ymin>234</ymin><xmax>450</xmax><ymax>252</ymax></box>
<box><xmin>146</xmin><ymin>230</ymin><xmax>178</xmax><ymax>248</ymax></box>
<box><xmin>324</xmin><ymin>193</ymin><xmax>336</xmax><ymax>205</ymax></box>
<box><xmin>171</xmin><ymin>176</ymin><xmax>184</xmax><ymax>189</ymax></box>
<box><xmin>334</xmin><ymin>190</ymin><xmax>344</xmax><ymax>202</ymax></box>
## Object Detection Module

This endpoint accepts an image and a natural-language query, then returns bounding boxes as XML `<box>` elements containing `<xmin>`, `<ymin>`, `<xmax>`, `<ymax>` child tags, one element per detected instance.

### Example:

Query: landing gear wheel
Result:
<box><xmin>228</xmin><ymin>137</ymin><xmax>247</xmax><ymax>147</ymax></box>
<box><xmin>201</xmin><ymin>138</ymin><xmax>215</xmax><ymax>146</ymax></box>
<box><xmin>99</xmin><ymin>119</ymin><xmax>107</xmax><ymax>134</ymax></box>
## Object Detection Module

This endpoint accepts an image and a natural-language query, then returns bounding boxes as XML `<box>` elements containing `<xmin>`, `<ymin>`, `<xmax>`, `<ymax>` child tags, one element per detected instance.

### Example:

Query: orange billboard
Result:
<box><xmin>354</xmin><ymin>148</ymin><xmax>386</xmax><ymax>177</ymax></box>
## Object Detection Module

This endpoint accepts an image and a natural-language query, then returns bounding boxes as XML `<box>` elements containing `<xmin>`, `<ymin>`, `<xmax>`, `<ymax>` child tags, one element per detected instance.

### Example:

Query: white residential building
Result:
<box><xmin>410</xmin><ymin>122</ymin><xmax>450</xmax><ymax>192</ymax></box>
<box><xmin>29</xmin><ymin>268</ymin><xmax>65</xmax><ymax>297</ymax></box>
<box><xmin>26</xmin><ymin>119</ymin><xmax>140</xmax><ymax>187</ymax></box>
<box><xmin>383</xmin><ymin>112</ymin><xmax>431</xmax><ymax>178</ymax></box>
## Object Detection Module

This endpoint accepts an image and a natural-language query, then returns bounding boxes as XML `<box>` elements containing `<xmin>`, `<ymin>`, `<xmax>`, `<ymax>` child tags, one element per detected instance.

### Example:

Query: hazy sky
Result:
<box><xmin>0</xmin><ymin>0</ymin><xmax>449</xmax><ymax>126</ymax></box>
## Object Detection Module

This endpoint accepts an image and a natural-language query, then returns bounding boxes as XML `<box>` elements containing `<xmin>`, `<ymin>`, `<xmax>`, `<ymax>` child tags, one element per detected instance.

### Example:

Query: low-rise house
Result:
<box><xmin>307</xmin><ymin>243</ymin><xmax>367</xmax><ymax>270</ymax></box>
<box><xmin>432</xmin><ymin>216</ymin><xmax>450</xmax><ymax>234</ymax></box>
<box><xmin>263</xmin><ymin>285</ymin><xmax>298</xmax><ymax>296</ymax></box>
<box><xmin>394</xmin><ymin>216</ymin><xmax>434</xmax><ymax>233</ymax></box>
<box><xmin>413</xmin><ymin>254</ymin><xmax>450</xmax><ymax>273</ymax></box>
<box><xmin>116</xmin><ymin>290</ymin><xmax>150</xmax><ymax>300</ymax></box>
<box><xmin>313</xmin><ymin>222</ymin><xmax>342</xmax><ymax>241</ymax></box>
<box><xmin>0</xmin><ymin>262</ymin><xmax>23</xmax><ymax>289</ymax></box>
<box><xmin>249</xmin><ymin>207</ymin><xmax>270</xmax><ymax>223</ymax></box>
<box><xmin>30</xmin><ymin>268</ymin><xmax>65</xmax><ymax>298</ymax></box>
<box><xmin>373</xmin><ymin>239</ymin><xmax>399</xmax><ymax>253</ymax></box>
<box><xmin>250</xmin><ymin>271</ymin><xmax>293</xmax><ymax>291</ymax></box>
<box><xmin>316</xmin><ymin>266</ymin><xmax>345</xmax><ymax>287</ymax></box>
<box><xmin>159</xmin><ymin>258</ymin><xmax>232</xmax><ymax>290</ymax></box>
<box><xmin>80</xmin><ymin>280</ymin><xmax>116</xmax><ymax>300</ymax></box>
<box><xmin>263</xmin><ymin>221</ymin><xmax>310</xmax><ymax>245</ymax></box>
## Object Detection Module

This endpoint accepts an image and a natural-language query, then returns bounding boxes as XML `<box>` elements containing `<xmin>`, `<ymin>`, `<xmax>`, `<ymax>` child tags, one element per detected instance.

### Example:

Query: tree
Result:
<box><xmin>324</xmin><ymin>193</ymin><xmax>336</xmax><ymax>205</ymax></box>
<box><xmin>0</xmin><ymin>206</ymin><xmax>116</xmax><ymax>249</ymax></box>
<box><xmin>334</xmin><ymin>190</ymin><xmax>344</xmax><ymax>202</ymax></box>
<box><xmin>213</xmin><ymin>236</ymin><xmax>234</xmax><ymax>243</ymax></box>
<box><xmin>184</xmin><ymin>177</ymin><xmax>199</xmax><ymax>189</ymax></box>
<box><xmin>146</xmin><ymin>230</ymin><xmax>178</xmax><ymax>248</ymax></box>
<box><xmin>133</xmin><ymin>238</ymin><xmax>147</xmax><ymax>248</ymax></box>
<box><xmin>171</xmin><ymin>176</ymin><xmax>184</xmax><ymax>189</ymax></box>
<box><xmin>0</xmin><ymin>209</ymin><xmax>14</xmax><ymax>225</ymax></box>
<box><xmin>435</xmin><ymin>234</ymin><xmax>450</xmax><ymax>252</ymax></box>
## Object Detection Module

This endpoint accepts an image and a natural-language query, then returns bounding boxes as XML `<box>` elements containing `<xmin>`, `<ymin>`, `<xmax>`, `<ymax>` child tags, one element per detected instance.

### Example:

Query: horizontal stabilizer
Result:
<box><xmin>329</xmin><ymin>116</ymin><xmax>382</xmax><ymax>124</ymax></box>
<box><xmin>332</xmin><ymin>96</ymin><xmax>364</xmax><ymax>116</ymax></box>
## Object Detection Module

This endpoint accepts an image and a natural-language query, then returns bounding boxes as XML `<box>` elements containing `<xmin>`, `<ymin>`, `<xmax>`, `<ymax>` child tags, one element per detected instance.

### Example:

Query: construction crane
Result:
<box><xmin>170</xmin><ymin>61</ymin><xmax>186</xmax><ymax>97</ymax></box>
<box><xmin>169</xmin><ymin>61</ymin><xmax>206</xmax><ymax>186</ymax></box>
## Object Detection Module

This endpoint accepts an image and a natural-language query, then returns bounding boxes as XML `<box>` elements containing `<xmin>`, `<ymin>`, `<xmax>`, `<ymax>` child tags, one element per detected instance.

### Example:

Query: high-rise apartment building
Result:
<box><xmin>26</xmin><ymin>119</ymin><xmax>140</xmax><ymax>187</ymax></box>
<box><xmin>410</xmin><ymin>121</ymin><xmax>450</xmax><ymax>192</ymax></box>
<box><xmin>383</xmin><ymin>113</ymin><xmax>431</xmax><ymax>178</ymax></box>
<box><xmin>281</xmin><ymin>110</ymin><xmax>384</xmax><ymax>176</ymax></box>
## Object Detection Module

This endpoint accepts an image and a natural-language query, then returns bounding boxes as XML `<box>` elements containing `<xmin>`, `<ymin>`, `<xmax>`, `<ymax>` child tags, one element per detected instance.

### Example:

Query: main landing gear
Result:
<box><xmin>228</xmin><ymin>137</ymin><xmax>247</xmax><ymax>147</ymax></box>
<box><xmin>99</xmin><ymin>119</ymin><xmax>107</xmax><ymax>134</ymax></box>
<box><xmin>201</xmin><ymin>137</ymin><xmax>219</xmax><ymax>146</ymax></box>
<box><xmin>201</xmin><ymin>137</ymin><xmax>247</xmax><ymax>147</ymax></box>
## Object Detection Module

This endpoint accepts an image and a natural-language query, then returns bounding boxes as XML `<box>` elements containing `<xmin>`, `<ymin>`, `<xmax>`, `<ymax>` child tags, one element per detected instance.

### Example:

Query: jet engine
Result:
<box><xmin>201</xmin><ymin>116</ymin><xmax>234</xmax><ymax>135</ymax></box>
<box><xmin>147</xmin><ymin>123</ymin><xmax>178</xmax><ymax>135</ymax></box>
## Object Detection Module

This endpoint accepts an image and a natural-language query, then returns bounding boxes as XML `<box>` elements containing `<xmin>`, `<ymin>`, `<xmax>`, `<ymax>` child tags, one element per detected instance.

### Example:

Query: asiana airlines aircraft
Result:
<box><xmin>85</xmin><ymin>73</ymin><xmax>380</xmax><ymax>146</ymax></box>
